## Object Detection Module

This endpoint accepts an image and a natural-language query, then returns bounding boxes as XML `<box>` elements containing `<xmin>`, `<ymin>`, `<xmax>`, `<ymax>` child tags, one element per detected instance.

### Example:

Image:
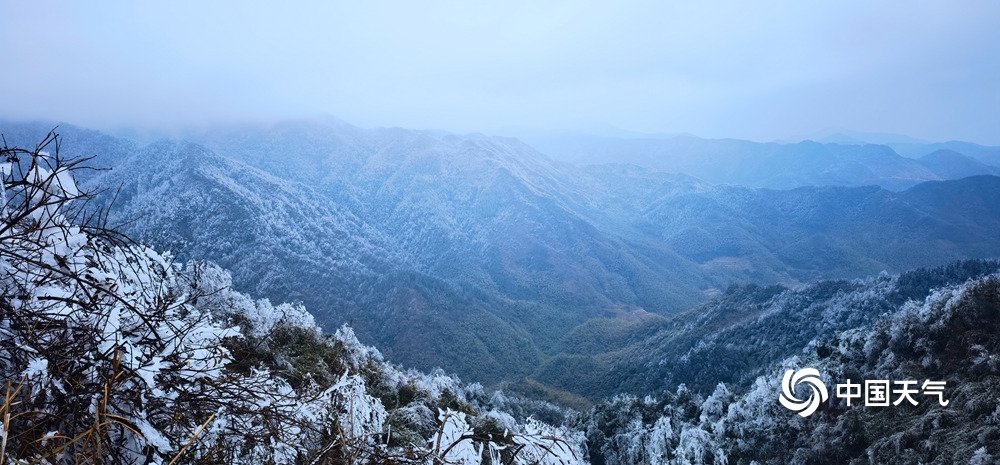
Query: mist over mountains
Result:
<box><xmin>3</xmin><ymin>119</ymin><xmax>1000</xmax><ymax>391</ymax></box>
<box><xmin>520</xmin><ymin>132</ymin><xmax>1000</xmax><ymax>191</ymax></box>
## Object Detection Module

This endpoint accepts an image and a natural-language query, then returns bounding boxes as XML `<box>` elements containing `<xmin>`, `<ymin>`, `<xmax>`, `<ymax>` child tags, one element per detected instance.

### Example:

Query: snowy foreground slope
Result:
<box><xmin>0</xmin><ymin>138</ymin><xmax>584</xmax><ymax>463</ymax></box>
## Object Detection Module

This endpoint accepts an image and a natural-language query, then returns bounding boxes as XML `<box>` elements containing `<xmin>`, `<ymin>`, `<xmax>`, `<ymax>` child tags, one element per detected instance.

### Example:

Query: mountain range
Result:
<box><xmin>519</xmin><ymin>132</ymin><xmax>1000</xmax><ymax>191</ymax></box>
<box><xmin>3</xmin><ymin>119</ymin><xmax>1000</xmax><ymax>392</ymax></box>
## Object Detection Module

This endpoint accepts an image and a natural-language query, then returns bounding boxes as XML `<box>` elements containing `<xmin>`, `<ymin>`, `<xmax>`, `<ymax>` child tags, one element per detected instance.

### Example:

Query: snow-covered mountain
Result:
<box><xmin>6</xmin><ymin>122</ymin><xmax>1000</xmax><ymax>464</ymax></box>
<box><xmin>0</xmin><ymin>137</ymin><xmax>584</xmax><ymax>464</ymax></box>
<box><xmin>5</xmin><ymin>120</ymin><xmax>1000</xmax><ymax>390</ymax></box>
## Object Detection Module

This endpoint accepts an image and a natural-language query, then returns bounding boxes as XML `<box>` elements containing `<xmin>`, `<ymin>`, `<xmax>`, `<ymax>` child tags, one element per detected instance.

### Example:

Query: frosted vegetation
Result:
<box><xmin>585</xmin><ymin>272</ymin><xmax>1000</xmax><ymax>464</ymax></box>
<box><xmin>536</xmin><ymin>259</ymin><xmax>1000</xmax><ymax>401</ymax></box>
<box><xmin>0</xmin><ymin>134</ymin><xmax>583</xmax><ymax>463</ymax></box>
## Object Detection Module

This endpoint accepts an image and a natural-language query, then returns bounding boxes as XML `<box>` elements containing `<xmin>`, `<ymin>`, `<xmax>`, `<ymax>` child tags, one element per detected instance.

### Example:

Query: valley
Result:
<box><xmin>5</xmin><ymin>119</ymin><xmax>999</xmax><ymax>395</ymax></box>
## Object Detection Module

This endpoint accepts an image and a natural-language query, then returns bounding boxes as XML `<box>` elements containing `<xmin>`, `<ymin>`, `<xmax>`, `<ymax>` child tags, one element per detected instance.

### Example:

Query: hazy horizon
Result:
<box><xmin>3</xmin><ymin>1</ymin><xmax>999</xmax><ymax>145</ymax></box>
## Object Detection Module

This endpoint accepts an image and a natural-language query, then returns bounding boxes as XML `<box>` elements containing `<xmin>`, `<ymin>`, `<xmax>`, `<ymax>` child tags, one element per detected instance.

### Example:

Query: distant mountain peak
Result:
<box><xmin>800</xmin><ymin>128</ymin><xmax>930</xmax><ymax>145</ymax></box>
<box><xmin>915</xmin><ymin>149</ymin><xmax>1000</xmax><ymax>179</ymax></box>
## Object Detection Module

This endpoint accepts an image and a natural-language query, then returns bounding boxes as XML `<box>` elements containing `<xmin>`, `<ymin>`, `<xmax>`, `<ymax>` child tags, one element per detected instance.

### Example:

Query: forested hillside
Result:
<box><xmin>534</xmin><ymin>260</ymin><xmax>1000</xmax><ymax>400</ymax></box>
<box><xmin>5</xmin><ymin>124</ymin><xmax>1000</xmax><ymax>464</ymax></box>
<box><xmin>584</xmin><ymin>269</ymin><xmax>1000</xmax><ymax>464</ymax></box>
<box><xmin>0</xmin><ymin>134</ymin><xmax>583</xmax><ymax>464</ymax></box>
<box><xmin>6</xmin><ymin>1</ymin><xmax>998</xmax><ymax>463</ymax></box>
<box><xmin>4</xmin><ymin>120</ymin><xmax>1000</xmax><ymax>389</ymax></box>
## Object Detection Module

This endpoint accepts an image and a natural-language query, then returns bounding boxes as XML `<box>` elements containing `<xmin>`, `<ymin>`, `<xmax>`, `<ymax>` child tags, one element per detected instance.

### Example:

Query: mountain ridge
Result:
<box><xmin>5</xmin><ymin>119</ymin><xmax>1000</xmax><ymax>389</ymax></box>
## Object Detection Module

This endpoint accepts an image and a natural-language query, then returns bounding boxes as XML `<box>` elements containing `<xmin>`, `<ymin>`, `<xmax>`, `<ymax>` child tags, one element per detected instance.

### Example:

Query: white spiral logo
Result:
<box><xmin>779</xmin><ymin>368</ymin><xmax>828</xmax><ymax>417</ymax></box>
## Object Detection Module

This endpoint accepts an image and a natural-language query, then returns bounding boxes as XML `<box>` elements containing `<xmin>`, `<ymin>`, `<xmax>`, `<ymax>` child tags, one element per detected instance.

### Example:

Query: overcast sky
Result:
<box><xmin>2</xmin><ymin>1</ymin><xmax>999</xmax><ymax>144</ymax></box>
